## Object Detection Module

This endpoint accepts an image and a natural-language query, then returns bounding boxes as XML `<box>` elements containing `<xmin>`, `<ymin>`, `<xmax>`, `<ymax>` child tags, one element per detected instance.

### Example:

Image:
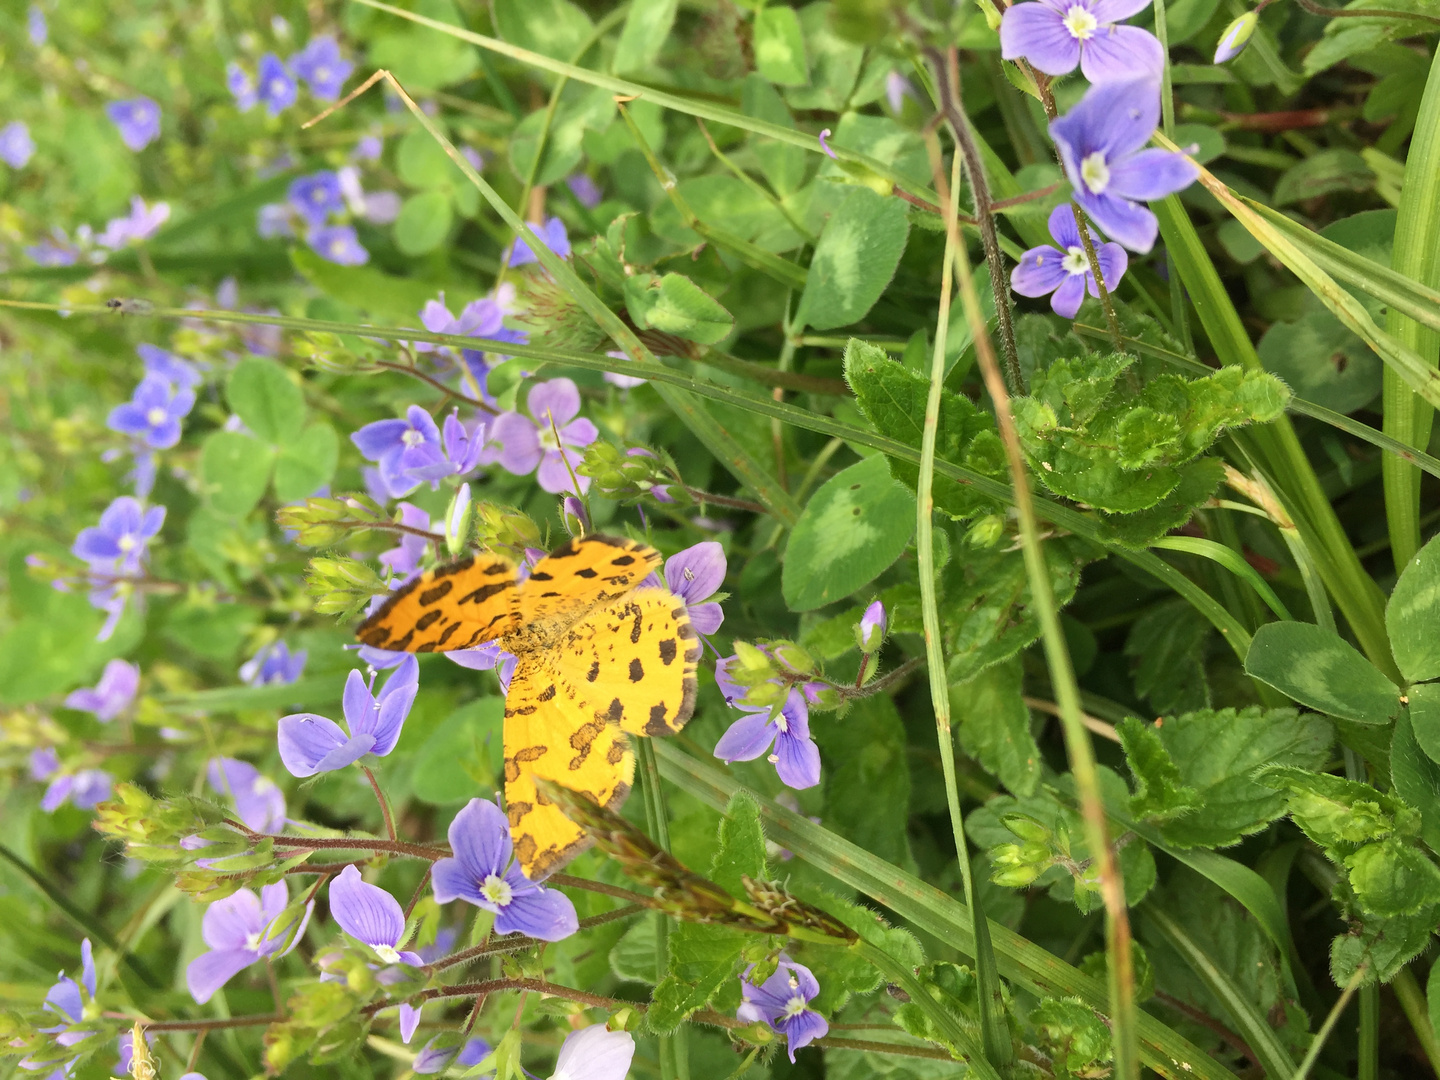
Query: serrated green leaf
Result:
<box><xmin>1125</xmin><ymin>600</ymin><xmax>1211</xmax><ymax>716</ymax></box>
<box><xmin>711</xmin><ymin>791</ymin><xmax>768</xmax><ymax>898</ymax></box>
<box><xmin>1245</xmin><ymin>621</ymin><xmax>1402</xmax><ymax>725</ymax></box>
<box><xmin>622</xmin><ymin>272</ymin><xmax>734</xmax><ymax>344</ymax></box>
<box><xmin>781</xmin><ymin>455</ymin><xmax>915</xmax><ymax>611</ymax></box>
<box><xmin>1118</xmin><ymin>717</ymin><xmax>1200</xmax><ymax>823</ymax></box>
<box><xmin>1387</xmin><ymin>532</ymin><xmax>1440</xmax><ymax>683</ymax></box>
<box><xmin>950</xmin><ymin>659</ymin><xmax>1041</xmax><ymax>797</ymax></box>
<box><xmin>1259</xmin><ymin>765</ymin><xmax>1418</xmax><ymax>854</ymax></box>
<box><xmin>814</xmin><ymin>692</ymin><xmax>912</xmax><ymax>864</ymax></box>
<box><xmin>227</xmin><ymin>356</ymin><xmax>306</xmax><ymax>444</ymax></box>
<box><xmin>1031</xmin><ymin>997</ymin><xmax>1113</xmax><ymax>1077</ymax></box>
<box><xmin>648</xmin><ymin>922</ymin><xmax>746</xmax><ymax>1033</ymax></box>
<box><xmin>798</xmin><ymin>187</ymin><xmax>909</xmax><ymax>331</ymax></box>
<box><xmin>200</xmin><ymin>431</ymin><xmax>275</xmax><ymax>517</ymax></box>
<box><xmin>1345</xmin><ymin>838</ymin><xmax>1440</xmax><ymax>916</ymax></box>
<box><xmin>273</xmin><ymin>422</ymin><xmax>339</xmax><ymax>503</ymax></box>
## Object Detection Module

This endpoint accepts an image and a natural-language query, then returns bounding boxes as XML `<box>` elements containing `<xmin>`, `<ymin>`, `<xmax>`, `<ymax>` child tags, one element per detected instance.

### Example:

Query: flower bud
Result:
<box><xmin>561</xmin><ymin>495</ymin><xmax>589</xmax><ymax>538</ymax></box>
<box><xmin>1001</xmin><ymin>813</ymin><xmax>1052</xmax><ymax>844</ymax></box>
<box><xmin>475</xmin><ymin>502</ymin><xmax>541</xmax><ymax>551</ymax></box>
<box><xmin>444</xmin><ymin>482</ymin><xmax>472</xmax><ymax>557</ymax></box>
<box><xmin>1214</xmin><ymin>11</ymin><xmax>1257</xmax><ymax>63</ymax></box>
<box><xmin>967</xmin><ymin>514</ymin><xmax>1006</xmax><ymax>548</ymax></box>
<box><xmin>803</xmin><ymin>683</ymin><xmax>843</xmax><ymax>711</ymax></box>
<box><xmin>857</xmin><ymin>600</ymin><xmax>887</xmax><ymax>652</ymax></box>
<box><xmin>731</xmin><ymin>640</ymin><xmax>776</xmax><ymax>683</ymax></box>
<box><xmin>770</xmin><ymin>641</ymin><xmax>815</xmax><ymax>676</ymax></box>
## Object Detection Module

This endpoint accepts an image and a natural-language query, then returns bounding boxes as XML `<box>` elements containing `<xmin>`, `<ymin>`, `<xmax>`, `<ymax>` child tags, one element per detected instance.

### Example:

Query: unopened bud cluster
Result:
<box><xmin>580</xmin><ymin>442</ymin><xmax>687</xmax><ymax>506</ymax></box>
<box><xmin>276</xmin><ymin>493</ymin><xmax>389</xmax><ymax>548</ymax></box>
<box><xmin>474</xmin><ymin>501</ymin><xmax>541</xmax><ymax>552</ymax></box>
<box><xmin>985</xmin><ymin>813</ymin><xmax>1094</xmax><ymax>898</ymax></box>
<box><xmin>304</xmin><ymin>557</ymin><xmax>388</xmax><ymax>618</ymax></box>
<box><xmin>293</xmin><ymin>331</ymin><xmax>378</xmax><ymax>374</ymax></box>
<box><xmin>727</xmin><ymin>640</ymin><xmax>842</xmax><ymax>711</ymax></box>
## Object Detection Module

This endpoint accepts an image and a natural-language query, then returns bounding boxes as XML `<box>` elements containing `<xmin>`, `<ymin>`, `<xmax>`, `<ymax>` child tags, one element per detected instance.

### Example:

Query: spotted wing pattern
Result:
<box><xmin>355</xmin><ymin>553</ymin><xmax>521</xmax><ymax>653</ymax></box>
<box><xmin>502</xmin><ymin>652</ymin><xmax>635</xmax><ymax>879</ymax></box>
<box><xmin>515</xmin><ymin>534</ymin><xmax>662</xmax><ymax>637</ymax></box>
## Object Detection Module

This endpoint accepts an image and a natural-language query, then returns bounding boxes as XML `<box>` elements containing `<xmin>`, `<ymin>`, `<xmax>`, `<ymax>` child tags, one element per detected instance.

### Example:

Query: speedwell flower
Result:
<box><xmin>289</xmin><ymin>35</ymin><xmax>354</xmax><ymax>100</ymax></box>
<box><xmin>23</xmin><ymin>938</ymin><xmax>95</xmax><ymax>1072</ymax></box>
<box><xmin>329</xmin><ymin>865</ymin><xmax>423</xmax><ymax>965</ymax></box>
<box><xmin>307</xmin><ymin>224</ymin><xmax>369</xmax><ymax>266</ymax></box>
<box><xmin>1011</xmin><ymin>203</ymin><xmax>1129</xmax><ymax>317</ymax></box>
<box><xmin>65</xmin><ymin>659</ymin><xmax>139</xmax><ymax>721</ymax></box>
<box><xmin>488</xmin><ymin>378</ymin><xmax>597</xmax><ymax>494</ymax></box>
<box><xmin>257</xmin><ymin>52</ymin><xmax>297</xmax><ymax>115</ymax></box>
<box><xmin>642</xmin><ymin>541</ymin><xmax>726</xmax><ymax>636</ymax></box>
<box><xmin>551</xmin><ymin>1026</ymin><xmax>636</xmax><ymax>1080</ymax></box>
<box><xmin>239</xmin><ymin>640</ymin><xmax>308</xmax><ymax>687</ymax></box>
<box><xmin>105</xmin><ymin>97</ymin><xmax>161</xmax><ymax>150</ymax></box>
<box><xmin>737</xmin><ymin>956</ymin><xmax>828</xmax><ymax>1062</ymax></box>
<box><xmin>207</xmin><ymin>757</ymin><xmax>287</xmax><ymax>833</ymax></box>
<box><xmin>1049</xmin><ymin>78</ymin><xmax>1198</xmax><ymax>253</ymax></box>
<box><xmin>277</xmin><ymin>657</ymin><xmax>419</xmax><ymax>777</ymax></box>
<box><xmin>0</xmin><ymin>121</ymin><xmax>35</xmax><ymax>168</ymax></box>
<box><xmin>431</xmin><ymin>798</ymin><xmax>579</xmax><ymax>937</ymax></box>
<box><xmin>289</xmin><ymin>171</ymin><xmax>345</xmax><ymax>227</ymax></box>
<box><xmin>858</xmin><ymin>600</ymin><xmax>887</xmax><ymax>652</ymax></box>
<box><xmin>41</xmin><ymin>769</ymin><xmax>113</xmax><ymax>812</ymax></box>
<box><xmin>138</xmin><ymin>343</ymin><xmax>202</xmax><ymax>389</ymax></box>
<box><xmin>508</xmin><ymin>216</ymin><xmax>570</xmax><ymax>267</ymax></box>
<box><xmin>353</xmin><ymin>404</ymin><xmax>443</xmax><ymax>499</ymax></box>
<box><xmin>1214</xmin><ymin>11</ymin><xmax>1258</xmax><ymax>62</ymax></box>
<box><xmin>565</xmin><ymin>173</ymin><xmax>603</xmax><ymax>208</ymax></box>
<box><xmin>413</xmin><ymin>1035</ymin><xmax>492</xmax><ymax>1074</ymax></box>
<box><xmin>72</xmin><ymin>496</ymin><xmax>165</xmax><ymax>574</ymax></box>
<box><xmin>227</xmin><ymin>61</ymin><xmax>258</xmax><ymax>111</ymax></box>
<box><xmin>713</xmin><ymin>657</ymin><xmax>821</xmax><ymax>790</ymax></box>
<box><xmin>1000</xmin><ymin>0</ymin><xmax>1163</xmax><ymax>82</ymax></box>
<box><xmin>186</xmin><ymin>882</ymin><xmax>310</xmax><ymax>1003</ymax></box>
<box><xmin>108</xmin><ymin>372</ymin><xmax>195</xmax><ymax>449</ymax></box>
<box><xmin>95</xmin><ymin>197</ymin><xmax>171</xmax><ymax>249</ymax></box>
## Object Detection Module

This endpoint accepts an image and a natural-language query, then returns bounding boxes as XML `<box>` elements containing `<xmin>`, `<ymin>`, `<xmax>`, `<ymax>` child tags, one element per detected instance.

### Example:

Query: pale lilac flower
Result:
<box><xmin>72</xmin><ymin>496</ymin><xmax>165</xmax><ymax>574</ymax></box>
<box><xmin>354</xmin><ymin>134</ymin><xmax>383</xmax><ymax>161</ymax></box>
<box><xmin>185</xmin><ymin>882</ymin><xmax>309</xmax><ymax>1003</ymax></box>
<box><xmin>397</xmin><ymin>1002</ymin><xmax>423</xmax><ymax>1043</ymax></box>
<box><xmin>445</xmin><ymin>640</ymin><xmax>518</xmax><ymax>693</ymax></box>
<box><xmin>208</xmin><ymin>758</ymin><xmax>287</xmax><ymax>833</ymax></box>
<box><xmin>137</xmin><ymin>343</ymin><xmax>202</xmax><ymax>389</ymax></box>
<box><xmin>227</xmin><ymin>61</ymin><xmax>258</xmax><ymax>111</ymax></box>
<box><xmin>64</xmin><ymin>659</ymin><xmax>139</xmax><ymax>721</ymax></box>
<box><xmin>0</xmin><ymin>121</ymin><xmax>35</xmax><ymax>168</ymax></box>
<box><xmin>42</xmin><ymin>769</ymin><xmax>113</xmax><ymax>812</ymax></box>
<box><xmin>640</xmin><ymin>542</ymin><xmax>725</xmax><ymax>636</ymax></box>
<box><xmin>289</xmin><ymin>35</ymin><xmax>354</xmax><ymax>100</ymax></box>
<box><xmin>28</xmin><ymin>5</ymin><xmax>46</xmax><ymax>46</ymax></box>
<box><xmin>108</xmin><ymin>372</ymin><xmax>195</xmax><ymax>448</ymax></box>
<box><xmin>885</xmin><ymin>71</ymin><xmax>915</xmax><ymax>113</ymax></box>
<box><xmin>413</xmin><ymin>1035</ymin><xmax>492</xmax><ymax>1074</ymax></box>
<box><xmin>106</xmin><ymin>97</ymin><xmax>161</xmax><ymax>151</ymax></box>
<box><xmin>414</xmin><ymin>291</ymin><xmax>525</xmax><ymax>400</ymax></box>
<box><xmin>565</xmin><ymin>174</ymin><xmax>602</xmax><ymax>208</ymax></box>
<box><xmin>277</xmin><ymin>657</ymin><xmax>419</xmax><ymax>777</ymax></box>
<box><xmin>35</xmin><ymin>938</ymin><xmax>94</xmax><ymax>1039</ymax></box>
<box><xmin>507</xmin><ymin>216</ymin><xmax>570</xmax><ymax>267</ymax></box>
<box><xmin>30</xmin><ymin>746</ymin><xmax>60</xmax><ymax>781</ymax></box>
<box><xmin>401</xmin><ymin>411</ymin><xmax>485</xmax><ymax>487</ymax></box>
<box><xmin>1011</xmin><ymin>203</ymin><xmax>1128</xmax><ymax>317</ymax></box>
<box><xmin>289</xmin><ymin>171</ymin><xmax>344</xmax><ymax>227</ymax></box>
<box><xmin>550</xmin><ymin>1026</ymin><xmax>635</xmax><ymax>1080</ymax></box>
<box><xmin>1214</xmin><ymin>12</ymin><xmax>1258</xmax><ymax>62</ymax></box>
<box><xmin>257</xmin><ymin>203</ymin><xmax>294</xmax><ymax>238</ymax></box>
<box><xmin>737</xmin><ymin>956</ymin><xmax>827</xmax><ymax>1062</ymax></box>
<box><xmin>95</xmin><ymin>196</ymin><xmax>170</xmax><ymax>249</ymax></box>
<box><xmin>604</xmin><ymin>349</ymin><xmax>646</xmax><ymax>390</ymax></box>
<box><xmin>379</xmin><ymin>503</ymin><xmax>431</xmax><ymax>579</ymax></box>
<box><xmin>713</xmin><ymin>658</ymin><xmax>820</xmax><ymax>790</ymax></box>
<box><xmin>352</xmin><ymin>405</ymin><xmax>442</xmax><ymax>499</ymax></box>
<box><xmin>1049</xmin><ymin>78</ymin><xmax>1198</xmax><ymax>253</ymax></box>
<box><xmin>487</xmin><ymin>379</ymin><xmax>597</xmax><ymax>495</ymax></box>
<box><xmin>362</xmin><ymin>190</ymin><xmax>402</xmax><ymax>225</ymax></box>
<box><xmin>26</xmin><ymin>230</ymin><xmax>79</xmax><ymax>266</ymax></box>
<box><xmin>431</xmin><ymin>799</ymin><xmax>579</xmax><ymax>937</ymax></box>
<box><xmin>561</xmin><ymin>496</ymin><xmax>588</xmax><ymax>537</ymax></box>
<box><xmin>308</xmin><ymin>224</ymin><xmax>368</xmax><ymax>265</ymax></box>
<box><xmin>329</xmin><ymin>865</ymin><xmax>423</xmax><ymax>965</ymax></box>
<box><xmin>1000</xmin><ymin>0</ymin><xmax>1164</xmax><ymax>82</ymax></box>
<box><xmin>858</xmin><ymin>600</ymin><xmax>887</xmax><ymax>651</ymax></box>
<box><xmin>257</xmin><ymin>53</ymin><xmax>296</xmax><ymax>115</ymax></box>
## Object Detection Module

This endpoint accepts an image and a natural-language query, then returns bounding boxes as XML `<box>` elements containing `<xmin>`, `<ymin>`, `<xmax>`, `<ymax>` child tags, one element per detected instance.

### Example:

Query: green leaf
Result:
<box><xmin>622</xmin><ymin>272</ymin><xmax>734</xmax><ymax>344</ymax></box>
<box><xmin>648</xmin><ymin>923</ymin><xmax>746</xmax><ymax>1033</ymax></box>
<box><xmin>814</xmin><ymin>692</ymin><xmax>913</xmax><ymax>863</ymax></box>
<box><xmin>710</xmin><ymin>791</ymin><xmax>768</xmax><ymax>897</ymax></box>
<box><xmin>394</xmin><ymin>191</ymin><xmax>453</xmax><ymax>255</ymax></box>
<box><xmin>1117</xmin><ymin>717</ymin><xmax>1200</xmax><ymax>823</ymax></box>
<box><xmin>1408</xmin><ymin>682</ymin><xmax>1440</xmax><ymax>763</ymax></box>
<box><xmin>950</xmin><ymin>659</ymin><xmax>1041</xmax><ymax>797</ymax></box>
<box><xmin>1030</xmin><ymin>997</ymin><xmax>1114</xmax><ymax>1078</ymax></box>
<box><xmin>1274</xmin><ymin>148</ymin><xmax>1374</xmax><ymax>205</ymax></box>
<box><xmin>490</xmin><ymin>0</ymin><xmax>594</xmax><ymax>65</ymax></box>
<box><xmin>409</xmin><ymin>698</ymin><xmax>502</xmax><ymax>804</ymax></box>
<box><xmin>1244</xmin><ymin>621</ymin><xmax>1402</xmax><ymax>725</ymax></box>
<box><xmin>1345</xmin><ymin>838</ymin><xmax>1440</xmax><ymax>916</ymax></box>
<box><xmin>609</xmin><ymin>919</ymin><xmax>657</xmax><ymax>983</ymax></box>
<box><xmin>798</xmin><ymin>187</ymin><xmax>909</xmax><ymax>331</ymax></box>
<box><xmin>784</xmin><ymin>2</ymin><xmax>864</xmax><ymax>111</ymax></box>
<box><xmin>290</xmin><ymin>246</ymin><xmax>442</xmax><ymax>322</ymax></box>
<box><xmin>1390</xmin><ymin>707</ymin><xmax>1440</xmax><ymax>851</ymax></box>
<box><xmin>1387</xmin><ymin>532</ymin><xmax>1440</xmax><ymax>682</ymax></box>
<box><xmin>1125</xmin><ymin>600</ymin><xmax>1211</xmax><ymax>716</ymax></box>
<box><xmin>273</xmin><ymin>422</ymin><xmax>339</xmax><ymax>503</ymax></box>
<box><xmin>781</xmin><ymin>455</ymin><xmax>916</xmax><ymax>611</ymax></box>
<box><xmin>1257</xmin><ymin>309</ymin><xmax>1381</xmax><ymax>414</ymax></box>
<box><xmin>397</xmin><ymin>127</ymin><xmax>461</xmax><ymax>189</ymax></box>
<box><xmin>1259</xmin><ymin>765</ymin><xmax>1419</xmax><ymax>854</ymax></box>
<box><xmin>366</xmin><ymin>0</ymin><xmax>479</xmax><ymax>88</ymax></box>
<box><xmin>510</xmin><ymin>88</ymin><xmax>615</xmax><ymax>188</ymax></box>
<box><xmin>227</xmin><ymin>357</ymin><xmax>306</xmax><ymax>444</ymax></box>
<box><xmin>753</xmin><ymin>5</ymin><xmax>808</xmax><ymax>86</ymax></box>
<box><xmin>612</xmin><ymin>0</ymin><xmax>678</xmax><ymax>75</ymax></box>
<box><xmin>1330</xmin><ymin>900</ymin><xmax>1437</xmax><ymax>986</ymax></box>
<box><xmin>742</xmin><ymin>74</ymin><xmax>808</xmax><ymax>198</ymax></box>
<box><xmin>200</xmin><ymin>431</ymin><xmax>276</xmax><ymax>517</ymax></box>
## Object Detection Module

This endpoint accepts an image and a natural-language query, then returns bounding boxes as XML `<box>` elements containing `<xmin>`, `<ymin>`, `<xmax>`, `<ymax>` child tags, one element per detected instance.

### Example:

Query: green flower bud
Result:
<box><xmin>1214</xmin><ymin>11</ymin><xmax>1257</xmax><ymax>63</ymax></box>
<box><xmin>476</xmin><ymin>502</ymin><xmax>541</xmax><ymax>551</ymax></box>
<box><xmin>444</xmin><ymin>482</ymin><xmax>473</xmax><ymax>557</ymax></box>
<box><xmin>770</xmin><ymin>641</ymin><xmax>815</xmax><ymax>676</ymax></box>
<box><xmin>1002</xmin><ymin>813</ymin><xmax>1052</xmax><ymax>844</ymax></box>
<box><xmin>967</xmin><ymin>514</ymin><xmax>1006</xmax><ymax>548</ymax></box>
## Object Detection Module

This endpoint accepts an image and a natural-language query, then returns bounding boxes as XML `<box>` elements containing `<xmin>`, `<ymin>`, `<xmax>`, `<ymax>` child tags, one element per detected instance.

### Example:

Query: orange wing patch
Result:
<box><xmin>516</xmin><ymin>534</ymin><xmax>662</xmax><ymax>634</ymax></box>
<box><xmin>355</xmin><ymin>553</ymin><xmax>520</xmax><ymax>652</ymax></box>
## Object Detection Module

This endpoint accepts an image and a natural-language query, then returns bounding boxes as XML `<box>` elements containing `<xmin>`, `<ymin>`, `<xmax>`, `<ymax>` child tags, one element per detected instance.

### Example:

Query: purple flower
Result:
<box><xmin>308</xmin><ymin>224</ymin><xmax>368</xmax><ymax>265</ymax></box>
<box><xmin>26</xmin><ymin>230</ymin><xmax>79</xmax><ymax>266</ymax></box>
<box><xmin>185</xmin><ymin>882</ymin><xmax>309</xmax><ymax>1003</ymax></box>
<box><xmin>431</xmin><ymin>799</ymin><xmax>579</xmax><ymax>938</ymax></box>
<box><xmin>25</xmin><ymin>938</ymin><xmax>95</xmax><ymax>1074</ymax></box>
<box><xmin>713</xmin><ymin>659</ymin><xmax>820</xmax><ymax>790</ymax></box>
<box><xmin>64</xmin><ymin>659</ymin><xmax>139</xmax><ymax>721</ymax></box>
<box><xmin>602</xmin><ymin>349</ymin><xmax>646</xmax><ymax>390</ymax></box>
<box><xmin>1049</xmin><ymin>78</ymin><xmax>1198</xmax><ymax>253</ymax></box>
<box><xmin>226</xmin><ymin>61</ymin><xmax>258</xmax><ymax>112</ymax></box>
<box><xmin>488</xmin><ymin>379</ymin><xmax>597</xmax><ymax>495</ymax></box>
<box><xmin>397</xmin><ymin>1002</ymin><xmax>423</xmax><ymax>1043</ymax></box>
<box><xmin>550</xmin><ymin>1026</ymin><xmax>635</xmax><ymax>1080</ymax></box>
<box><xmin>414</xmin><ymin>292</ymin><xmax>526</xmax><ymax>400</ymax></box>
<box><xmin>380</xmin><ymin>503</ymin><xmax>431</xmax><ymax>579</ymax></box>
<box><xmin>328</xmin><ymin>865</ymin><xmax>423</xmax><ymax>965</ymax></box>
<box><xmin>508</xmin><ymin>217</ymin><xmax>570</xmax><ymax>267</ymax></box>
<box><xmin>640</xmin><ymin>542</ymin><xmax>726</xmax><ymax>636</ymax></box>
<box><xmin>354</xmin><ymin>134</ymin><xmax>383</xmax><ymax>161</ymax></box>
<box><xmin>1000</xmin><ymin>0</ymin><xmax>1163</xmax><ymax>82</ymax></box>
<box><xmin>257</xmin><ymin>203</ymin><xmax>294</xmax><ymax>238</ymax></box>
<box><xmin>28</xmin><ymin>5</ymin><xmax>46</xmax><ymax>46</ymax></box>
<box><xmin>289</xmin><ymin>36</ymin><xmax>354</xmax><ymax>100</ymax></box>
<box><xmin>30</xmin><ymin>746</ymin><xmax>60</xmax><ymax>781</ymax></box>
<box><xmin>885</xmin><ymin>71</ymin><xmax>915</xmax><ymax>113</ymax></box>
<box><xmin>257</xmin><ymin>53</ymin><xmax>296</xmax><ymax>115</ymax></box>
<box><xmin>108</xmin><ymin>373</ymin><xmax>195</xmax><ymax>449</ymax></box>
<box><xmin>407</xmin><ymin>412</ymin><xmax>486</xmax><ymax>486</ymax></box>
<box><xmin>737</xmin><ymin>956</ymin><xmax>828</xmax><ymax>1062</ymax></box>
<box><xmin>858</xmin><ymin>600</ymin><xmax>887</xmax><ymax>651</ymax></box>
<box><xmin>289</xmin><ymin>171</ymin><xmax>344</xmax><ymax>227</ymax></box>
<box><xmin>138</xmin><ymin>343</ymin><xmax>202</xmax><ymax>389</ymax></box>
<box><xmin>207</xmin><ymin>758</ymin><xmax>287</xmax><ymax>833</ymax></box>
<box><xmin>1214</xmin><ymin>11</ymin><xmax>1258</xmax><ymax>63</ymax></box>
<box><xmin>413</xmin><ymin>1034</ymin><xmax>492</xmax><ymax>1074</ymax></box>
<box><xmin>42</xmin><ymin>769</ymin><xmax>113</xmax><ymax>812</ymax></box>
<box><xmin>240</xmin><ymin>640</ymin><xmax>308</xmax><ymax>687</ymax></box>
<box><xmin>277</xmin><ymin>658</ymin><xmax>419</xmax><ymax>777</ymax></box>
<box><xmin>565</xmin><ymin>174</ymin><xmax>602</xmax><ymax>209</ymax></box>
<box><xmin>95</xmin><ymin>196</ymin><xmax>171</xmax><ymax>249</ymax></box>
<box><xmin>1011</xmin><ymin>203</ymin><xmax>1129</xmax><ymax>317</ymax></box>
<box><xmin>72</xmin><ymin>496</ymin><xmax>165</xmax><ymax>574</ymax></box>
<box><xmin>352</xmin><ymin>405</ymin><xmax>441</xmax><ymax>499</ymax></box>
<box><xmin>0</xmin><ymin>121</ymin><xmax>35</xmax><ymax>168</ymax></box>
<box><xmin>105</xmin><ymin>97</ymin><xmax>161</xmax><ymax>151</ymax></box>
<box><xmin>444</xmin><ymin>640</ymin><xmax>518</xmax><ymax>693</ymax></box>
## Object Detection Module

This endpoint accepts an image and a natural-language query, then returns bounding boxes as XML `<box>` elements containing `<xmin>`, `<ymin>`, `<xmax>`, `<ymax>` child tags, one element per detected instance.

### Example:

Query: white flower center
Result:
<box><xmin>146</xmin><ymin>406</ymin><xmax>167</xmax><ymax>426</ymax></box>
<box><xmin>270</xmin><ymin>79</ymin><xmax>288</xmax><ymax>96</ymax></box>
<box><xmin>537</xmin><ymin>424</ymin><xmax>561</xmax><ymax>452</ymax></box>
<box><xmin>1064</xmin><ymin>4</ymin><xmax>1099</xmax><ymax>39</ymax></box>
<box><xmin>373</xmin><ymin>943</ymin><xmax>401</xmax><ymax>963</ymax></box>
<box><xmin>775</xmin><ymin>714</ymin><xmax>789</xmax><ymax>734</ymax></box>
<box><xmin>480</xmin><ymin>873</ymin><xmax>514</xmax><ymax>906</ymax></box>
<box><xmin>312</xmin><ymin>189</ymin><xmax>328</xmax><ymax>203</ymax></box>
<box><xmin>253</xmin><ymin>776</ymin><xmax>275</xmax><ymax>793</ymax></box>
<box><xmin>330</xmin><ymin>239</ymin><xmax>347</xmax><ymax>258</ymax></box>
<box><xmin>315</xmin><ymin>66</ymin><xmax>331</xmax><ymax>84</ymax></box>
<box><xmin>244</xmin><ymin>930</ymin><xmax>263</xmax><ymax>952</ymax></box>
<box><xmin>118</xmin><ymin>534</ymin><xmax>137</xmax><ymax>552</ymax></box>
<box><xmin>783</xmin><ymin>995</ymin><xmax>808</xmax><ymax>1017</ymax></box>
<box><xmin>1062</xmin><ymin>246</ymin><xmax>1089</xmax><ymax>275</ymax></box>
<box><xmin>1080</xmin><ymin>151</ymin><xmax>1111</xmax><ymax>194</ymax></box>
<box><xmin>401</xmin><ymin>427</ymin><xmax>426</xmax><ymax>448</ymax></box>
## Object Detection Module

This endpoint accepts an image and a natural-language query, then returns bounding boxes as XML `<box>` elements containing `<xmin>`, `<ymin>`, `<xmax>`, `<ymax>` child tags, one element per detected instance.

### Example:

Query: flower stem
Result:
<box><xmin>361</xmin><ymin>766</ymin><xmax>397</xmax><ymax>842</ymax></box>
<box><xmin>372</xmin><ymin>360</ymin><xmax>499</xmax><ymax>415</ymax></box>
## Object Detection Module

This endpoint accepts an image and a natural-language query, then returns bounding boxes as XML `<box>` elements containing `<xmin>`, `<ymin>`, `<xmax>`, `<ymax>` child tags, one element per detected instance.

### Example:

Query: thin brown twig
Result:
<box><xmin>361</xmin><ymin>766</ymin><xmax>398</xmax><ymax>842</ymax></box>
<box><xmin>428</xmin><ymin>905</ymin><xmax>645</xmax><ymax>972</ymax></box>
<box><xmin>681</xmin><ymin>486</ymin><xmax>769</xmax><ymax>514</ymax></box>
<box><xmin>404</xmin><ymin>866</ymin><xmax>433</xmax><ymax>920</ymax></box>
<box><xmin>549</xmin><ymin>873</ymin><xmax>652</xmax><ymax>906</ymax></box>
<box><xmin>373</xmin><ymin>360</ymin><xmax>500</xmax><ymax>415</ymax></box>
<box><xmin>1153</xmin><ymin>991</ymin><xmax>1262</xmax><ymax>1071</ymax></box>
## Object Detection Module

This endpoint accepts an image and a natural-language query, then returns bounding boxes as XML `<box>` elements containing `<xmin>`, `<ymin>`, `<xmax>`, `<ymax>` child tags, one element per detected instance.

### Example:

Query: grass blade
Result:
<box><xmin>1151</xmin><ymin>537</ymin><xmax>1293</xmax><ymax>621</ymax></box>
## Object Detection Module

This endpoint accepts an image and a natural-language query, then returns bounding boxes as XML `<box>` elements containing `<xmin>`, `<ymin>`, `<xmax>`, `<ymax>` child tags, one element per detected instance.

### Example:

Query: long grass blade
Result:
<box><xmin>1151</xmin><ymin>537</ymin><xmax>1292</xmax><ymax>621</ymax></box>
